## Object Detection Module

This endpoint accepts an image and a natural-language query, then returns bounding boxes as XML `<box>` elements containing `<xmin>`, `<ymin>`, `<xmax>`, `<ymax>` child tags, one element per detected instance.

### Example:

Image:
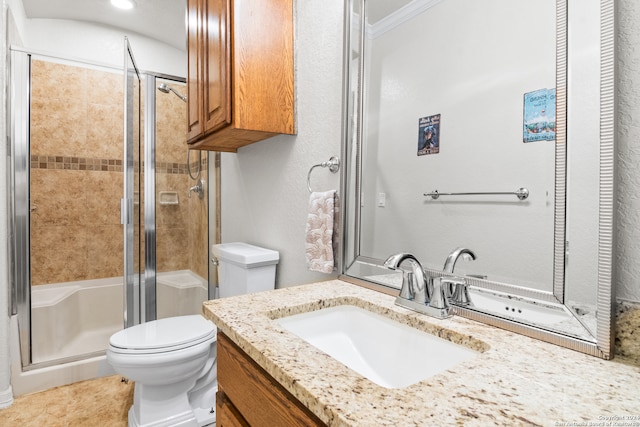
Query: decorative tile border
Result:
<box><xmin>30</xmin><ymin>155</ymin><xmax>208</xmax><ymax>175</ymax></box>
<box><xmin>156</xmin><ymin>157</ymin><xmax>208</xmax><ymax>175</ymax></box>
<box><xmin>30</xmin><ymin>155</ymin><xmax>123</xmax><ymax>172</ymax></box>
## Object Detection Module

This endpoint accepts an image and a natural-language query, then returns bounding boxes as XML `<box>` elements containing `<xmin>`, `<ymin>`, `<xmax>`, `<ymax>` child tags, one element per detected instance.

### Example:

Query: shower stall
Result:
<box><xmin>8</xmin><ymin>41</ymin><xmax>219</xmax><ymax>395</ymax></box>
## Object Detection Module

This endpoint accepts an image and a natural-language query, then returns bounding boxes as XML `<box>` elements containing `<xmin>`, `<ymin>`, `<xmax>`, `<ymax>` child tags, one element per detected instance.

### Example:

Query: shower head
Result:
<box><xmin>158</xmin><ymin>83</ymin><xmax>187</xmax><ymax>102</ymax></box>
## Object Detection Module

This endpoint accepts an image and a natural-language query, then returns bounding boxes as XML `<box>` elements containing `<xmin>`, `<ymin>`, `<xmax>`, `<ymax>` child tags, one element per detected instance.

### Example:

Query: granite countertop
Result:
<box><xmin>202</xmin><ymin>280</ymin><xmax>640</xmax><ymax>427</ymax></box>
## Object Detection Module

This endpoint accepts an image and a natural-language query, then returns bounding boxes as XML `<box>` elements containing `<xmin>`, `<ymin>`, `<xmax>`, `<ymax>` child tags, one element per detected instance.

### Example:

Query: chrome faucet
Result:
<box><xmin>442</xmin><ymin>248</ymin><xmax>476</xmax><ymax>306</ymax></box>
<box><xmin>443</xmin><ymin>247</ymin><xmax>476</xmax><ymax>273</ymax></box>
<box><xmin>383</xmin><ymin>253</ymin><xmax>429</xmax><ymax>303</ymax></box>
<box><xmin>383</xmin><ymin>253</ymin><xmax>451</xmax><ymax>319</ymax></box>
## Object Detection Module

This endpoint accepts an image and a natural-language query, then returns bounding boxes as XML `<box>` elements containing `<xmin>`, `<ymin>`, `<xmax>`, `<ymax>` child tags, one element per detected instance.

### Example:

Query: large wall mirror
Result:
<box><xmin>340</xmin><ymin>0</ymin><xmax>615</xmax><ymax>358</ymax></box>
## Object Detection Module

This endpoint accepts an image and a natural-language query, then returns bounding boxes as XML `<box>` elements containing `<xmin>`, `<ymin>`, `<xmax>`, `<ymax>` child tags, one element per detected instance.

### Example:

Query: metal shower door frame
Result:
<box><xmin>122</xmin><ymin>37</ymin><xmax>142</xmax><ymax>328</ymax></box>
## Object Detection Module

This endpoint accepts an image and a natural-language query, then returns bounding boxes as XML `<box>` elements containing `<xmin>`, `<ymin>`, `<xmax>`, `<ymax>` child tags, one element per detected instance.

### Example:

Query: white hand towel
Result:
<box><xmin>305</xmin><ymin>190</ymin><xmax>339</xmax><ymax>274</ymax></box>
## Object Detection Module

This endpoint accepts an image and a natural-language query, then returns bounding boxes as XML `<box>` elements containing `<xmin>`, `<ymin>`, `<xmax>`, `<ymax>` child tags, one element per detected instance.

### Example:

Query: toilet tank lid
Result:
<box><xmin>213</xmin><ymin>242</ymin><xmax>280</xmax><ymax>267</ymax></box>
<box><xmin>109</xmin><ymin>315</ymin><xmax>216</xmax><ymax>351</ymax></box>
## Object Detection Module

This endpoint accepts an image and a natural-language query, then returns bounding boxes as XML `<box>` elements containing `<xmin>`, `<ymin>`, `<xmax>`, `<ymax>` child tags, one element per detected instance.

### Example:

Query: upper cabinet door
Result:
<box><xmin>203</xmin><ymin>0</ymin><xmax>231</xmax><ymax>134</ymax></box>
<box><xmin>186</xmin><ymin>0</ymin><xmax>295</xmax><ymax>152</ymax></box>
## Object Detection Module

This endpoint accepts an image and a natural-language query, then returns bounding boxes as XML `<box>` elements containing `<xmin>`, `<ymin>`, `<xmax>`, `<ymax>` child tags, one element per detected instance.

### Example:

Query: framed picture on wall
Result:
<box><xmin>418</xmin><ymin>114</ymin><xmax>441</xmax><ymax>156</ymax></box>
<box><xmin>523</xmin><ymin>88</ymin><xmax>556</xmax><ymax>143</ymax></box>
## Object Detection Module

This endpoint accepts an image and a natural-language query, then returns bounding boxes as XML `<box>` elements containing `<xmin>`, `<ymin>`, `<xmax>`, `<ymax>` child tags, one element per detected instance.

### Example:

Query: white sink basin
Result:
<box><xmin>274</xmin><ymin>305</ymin><xmax>478</xmax><ymax>389</ymax></box>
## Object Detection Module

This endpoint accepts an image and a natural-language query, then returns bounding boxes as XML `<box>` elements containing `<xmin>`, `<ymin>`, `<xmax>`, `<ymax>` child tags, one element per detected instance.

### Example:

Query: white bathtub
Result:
<box><xmin>11</xmin><ymin>270</ymin><xmax>209</xmax><ymax>396</ymax></box>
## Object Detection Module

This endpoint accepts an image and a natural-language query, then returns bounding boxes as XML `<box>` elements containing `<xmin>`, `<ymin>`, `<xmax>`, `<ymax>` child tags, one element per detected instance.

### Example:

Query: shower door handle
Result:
<box><xmin>120</xmin><ymin>198</ymin><xmax>129</xmax><ymax>225</ymax></box>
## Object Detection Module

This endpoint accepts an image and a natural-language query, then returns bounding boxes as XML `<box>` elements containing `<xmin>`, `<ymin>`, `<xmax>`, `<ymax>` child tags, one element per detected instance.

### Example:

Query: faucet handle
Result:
<box><xmin>429</xmin><ymin>277</ymin><xmax>450</xmax><ymax>310</ymax></box>
<box><xmin>444</xmin><ymin>277</ymin><xmax>471</xmax><ymax>306</ymax></box>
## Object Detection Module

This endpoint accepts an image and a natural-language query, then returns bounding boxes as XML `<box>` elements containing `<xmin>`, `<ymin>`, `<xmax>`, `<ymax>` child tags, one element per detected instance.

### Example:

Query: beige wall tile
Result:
<box><xmin>86</xmin><ymin>103</ymin><xmax>124</xmax><ymax>160</ymax></box>
<box><xmin>31</xmin><ymin>60</ymin><xmax>88</xmax><ymax>105</ymax></box>
<box><xmin>29</xmin><ymin>60</ymin><xmax>208</xmax><ymax>290</ymax></box>
<box><xmin>86</xmin><ymin>69</ymin><xmax>123</xmax><ymax>107</ymax></box>
<box><xmin>156</xmin><ymin>82</ymin><xmax>187</xmax><ymax>164</ymax></box>
<box><xmin>30</xmin><ymin>97</ymin><xmax>88</xmax><ymax>157</ymax></box>
<box><xmin>83</xmin><ymin>171</ymin><xmax>123</xmax><ymax>226</ymax></box>
<box><xmin>156</xmin><ymin>226</ymin><xmax>189</xmax><ymax>273</ymax></box>
<box><xmin>86</xmin><ymin>225</ymin><xmax>124</xmax><ymax>279</ymax></box>
<box><xmin>31</xmin><ymin>169</ymin><xmax>87</xmax><ymax>227</ymax></box>
<box><xmin>31</xmin><ymin>226</ymin><xmax>88</xmax><ymax>285</ymax></box>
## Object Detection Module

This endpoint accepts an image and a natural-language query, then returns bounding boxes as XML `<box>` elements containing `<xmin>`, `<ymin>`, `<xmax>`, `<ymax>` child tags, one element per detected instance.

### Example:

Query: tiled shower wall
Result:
<box><xmin>30</xmin><ymin>59</ymin><xmax>208</xmax><ymax>286</ymax></box>
<box><xmin>30</xmin><ymin>60</ymin><xmax>124</xmax><ymax>285</ymax></box>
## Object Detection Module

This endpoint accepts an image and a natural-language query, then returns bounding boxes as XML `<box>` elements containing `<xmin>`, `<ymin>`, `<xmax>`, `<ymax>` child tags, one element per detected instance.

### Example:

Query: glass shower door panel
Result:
<box><xmin>124</xmin><ymin>37</ymin><xmax>143</xmax><ymax>328</ymax></box>
<box><xmin>27</xmin><ymin>55</ymin><xmax>126</xmax><ymax>364</ymax></box>
<box><xmin>154</xmin><ymin>78</ymin><xmax>210</xmax><ymax>319</ymax></box>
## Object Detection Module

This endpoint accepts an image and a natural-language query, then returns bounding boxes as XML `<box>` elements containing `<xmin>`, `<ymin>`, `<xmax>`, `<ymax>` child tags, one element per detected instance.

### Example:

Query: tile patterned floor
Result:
<box><xmin>0</xmin><ymin>375</ymin><xmax>133</xmax><ymax>426</ymax></box>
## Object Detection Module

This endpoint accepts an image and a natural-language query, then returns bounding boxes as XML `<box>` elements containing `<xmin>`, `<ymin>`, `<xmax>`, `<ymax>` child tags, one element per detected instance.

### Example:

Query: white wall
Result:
<box><xmin>220</xmin><ymin>0</ymin><xmax>344</xmax><ymax>287</ymax></box>
<box><xmin>24</xmin><ymin>19</ymin><xmax>186</xmax><ymax>77</ymax></box>
<box><xmin>616</xmin><ymin>0</ymin><xmax>640</xmax><ymax>303</ymax></box>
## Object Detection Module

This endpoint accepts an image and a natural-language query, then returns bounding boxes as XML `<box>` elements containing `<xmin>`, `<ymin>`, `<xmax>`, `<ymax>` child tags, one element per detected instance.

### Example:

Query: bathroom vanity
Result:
<box><xmin>203</xmin><ymin>281</ymin><xmax>640</xmax><ymax>426</ymax></box>
<box><xmin>216</xmin><ymin>332</ymin><xmax>324</xmax><ymax>426</ymax></box>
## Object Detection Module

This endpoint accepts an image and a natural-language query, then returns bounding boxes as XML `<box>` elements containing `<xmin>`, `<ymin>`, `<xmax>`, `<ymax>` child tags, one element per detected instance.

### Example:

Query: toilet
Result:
<box><xmin>107</xmin><ymin>243</ymin><xmax>279</xmax><ymax>427</ymax></box>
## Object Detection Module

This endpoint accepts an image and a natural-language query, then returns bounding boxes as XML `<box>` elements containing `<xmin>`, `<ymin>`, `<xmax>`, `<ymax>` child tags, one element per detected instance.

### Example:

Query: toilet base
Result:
<box><xmin>128</xmin><ymin>406</ymin><xmax>215</xmax><ymax>427</ymax></box>
<box><xmin>193</xmin><ymin>407</ymin><xmax>216</xmax><ymax>426</ymax></box>
<box><xmin>127</xmin><ymin>378</ymin><xmax>217</xmax><ymax>427</ymax></box>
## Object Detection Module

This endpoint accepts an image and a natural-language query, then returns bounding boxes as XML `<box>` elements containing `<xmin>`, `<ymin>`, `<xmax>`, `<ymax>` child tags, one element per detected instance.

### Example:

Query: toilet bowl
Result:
<box><xmin>107</xmin><ymin>315</ymin><xmax>218</xmax><ymax>427</ymax></box>
<box><xmin>108</xmin><ymin>243</ymin><xmax>279</xmax><ymax>426</ymax></box>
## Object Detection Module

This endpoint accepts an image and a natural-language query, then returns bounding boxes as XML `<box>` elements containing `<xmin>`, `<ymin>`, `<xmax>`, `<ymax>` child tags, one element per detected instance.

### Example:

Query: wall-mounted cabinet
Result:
<box><xmin>187</xmin><ymin>0</ymin><xmax>295</xmax><ymax>152</ymax></box>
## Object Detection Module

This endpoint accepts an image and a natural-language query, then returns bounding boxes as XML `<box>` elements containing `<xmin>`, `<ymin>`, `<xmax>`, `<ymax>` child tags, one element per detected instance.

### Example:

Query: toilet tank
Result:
<box><xmin>213</xmin><ymin>242</ymin><xmax>279</xmax><ymax>298</ymax></box>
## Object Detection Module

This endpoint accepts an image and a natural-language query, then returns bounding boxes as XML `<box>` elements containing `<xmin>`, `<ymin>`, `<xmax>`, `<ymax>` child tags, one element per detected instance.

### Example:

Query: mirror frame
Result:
<box><xmin>339</xmin><ymin>0</ymin><xmax>615</xmax><ymax>359</ymax></box>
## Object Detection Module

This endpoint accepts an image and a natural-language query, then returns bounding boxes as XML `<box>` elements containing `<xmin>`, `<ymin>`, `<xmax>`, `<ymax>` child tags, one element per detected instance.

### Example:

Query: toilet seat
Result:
<box><xmin>109</xmin><ymin>315</ymin><xmax>216</xmax><ymax>354</ymax></box>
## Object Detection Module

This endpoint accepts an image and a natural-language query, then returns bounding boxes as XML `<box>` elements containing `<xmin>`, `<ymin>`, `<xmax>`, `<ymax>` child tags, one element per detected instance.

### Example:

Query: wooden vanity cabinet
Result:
<box><xmin>216</xmin><ymin>332</ymin><xmax>326</xmax><ymax>427</ymax></box>
<box><xmin>186</xmin><ymin>0</ymin><xmax>295</xmax><ymax>152</ymax></box>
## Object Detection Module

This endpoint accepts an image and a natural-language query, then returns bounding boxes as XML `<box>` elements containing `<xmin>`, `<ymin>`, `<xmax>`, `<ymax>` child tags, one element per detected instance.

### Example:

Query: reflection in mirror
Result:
<box><xmin>340</xmin><ymin>0</ymin><xmax>615</xmax><ymax>358</ymax></box>
<box><xmin>359</xmin><ymin>0</ymin><xmax>557</xmax><ymax>290</ymax></box>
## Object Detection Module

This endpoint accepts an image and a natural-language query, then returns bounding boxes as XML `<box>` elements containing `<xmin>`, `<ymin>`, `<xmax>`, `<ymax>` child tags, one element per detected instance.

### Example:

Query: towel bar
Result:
<box><xmin>424</xmin><ymin>187</ymin><xmax>530</xmax><ymax>200</ymax></box>
<box><xmin>307</xmin><ymin>156</ymin><xmax>340</xmax><ymax>193</ymax></box>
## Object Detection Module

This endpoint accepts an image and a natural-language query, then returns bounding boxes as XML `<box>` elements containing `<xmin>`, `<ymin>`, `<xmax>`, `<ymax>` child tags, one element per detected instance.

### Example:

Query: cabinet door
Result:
<box><xmin>203</xmin><ymin>0</ymin><xmax>231</xmax><ymax>133</ymax></box>
<box><xmin>217</xmin><ymin>333</ymin><xmax>326</xmax><ymax>427</ymax></box>
<box><xmin>217</xmin><ymin>390</ymin><xmax>250</xmax><ymax>427</ymax></box>
<box><xmin>187</xmin><ymin>0</ymin><xmax>203</xmax><ymax>141</ymax></box>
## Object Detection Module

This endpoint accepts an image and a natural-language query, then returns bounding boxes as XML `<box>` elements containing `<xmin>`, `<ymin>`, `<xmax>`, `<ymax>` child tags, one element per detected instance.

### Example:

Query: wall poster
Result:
<box><xmin>523</xmin><ymin>88</ymin><xmax>556</xmax><ymax>142</ymax></box>
<box><xmin>418</xmin><ymin>114</ymin><xmax>440</xmax><ymax>156</ymax></box>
